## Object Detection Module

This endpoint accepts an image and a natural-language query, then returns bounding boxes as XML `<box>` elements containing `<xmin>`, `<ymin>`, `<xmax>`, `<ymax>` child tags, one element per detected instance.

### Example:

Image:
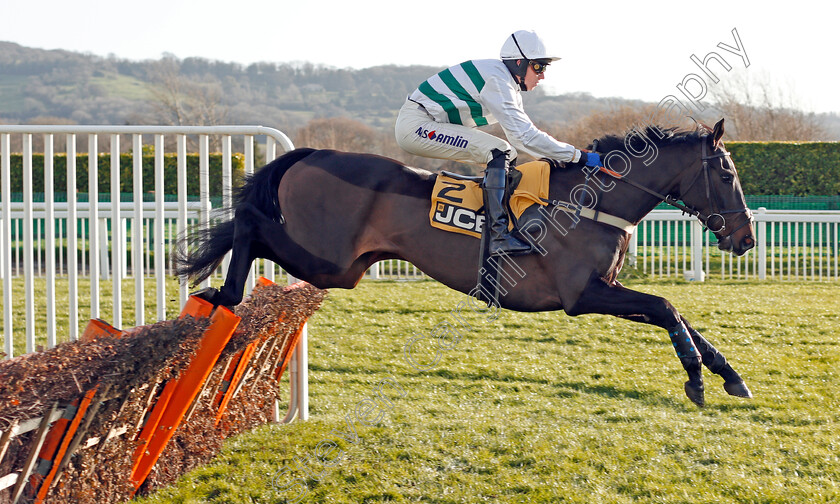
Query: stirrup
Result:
<box><xmin>489</xmin><ymin>234</ymin><xmax>533</xmax><ymax>256</ymax></box>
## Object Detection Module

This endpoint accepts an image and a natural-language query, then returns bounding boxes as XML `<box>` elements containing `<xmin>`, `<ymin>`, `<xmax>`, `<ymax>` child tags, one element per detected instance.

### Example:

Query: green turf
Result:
<box><xmin>0</xmin><ymin>276</ymin><xmax>186</xmax><ymax>356</ymax></box>
<box><xmin>125</xmin><ymin>278</ymin><xmax>838</xmax><ymax>504</ymax></box>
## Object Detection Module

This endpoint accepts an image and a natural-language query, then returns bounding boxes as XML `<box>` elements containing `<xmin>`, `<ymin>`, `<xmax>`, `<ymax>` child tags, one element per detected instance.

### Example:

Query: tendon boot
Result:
<box><xmin>482</xmin><ymin>149</ymin><xmax>533</xmax><ymax>256</ymax></box>
<box><xmin>668</xmin><ymin>321</ymin><xmax>705</xmax><ymax>407</ymax></box>
<box><xmin>680</xmin><ymin>318</ymin><xmax>753</xmax><ymax>398</ymax></box>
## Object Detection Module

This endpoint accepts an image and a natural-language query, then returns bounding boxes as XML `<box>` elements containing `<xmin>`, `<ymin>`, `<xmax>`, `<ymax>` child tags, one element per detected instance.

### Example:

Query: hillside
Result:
<box><xmin>0</xmin><ymin>41</ymin><xmax>645</xmax><ymax>133</ymax></box>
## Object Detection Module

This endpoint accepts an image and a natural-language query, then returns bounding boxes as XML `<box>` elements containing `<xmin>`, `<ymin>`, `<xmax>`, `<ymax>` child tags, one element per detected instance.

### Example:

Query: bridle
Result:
<box><xmin>597</xmin><ymin>136</ymin><xmax>753</xmax><ymax>239</ymax></box>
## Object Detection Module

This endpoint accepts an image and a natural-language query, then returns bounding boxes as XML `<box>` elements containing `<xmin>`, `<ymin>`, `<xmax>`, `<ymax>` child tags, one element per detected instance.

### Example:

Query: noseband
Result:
<box><xmin>598</xmin><ymin>136</ymin><xmax>753</xmax><ymax>239</ymax></box>
<box><xmin>677</xmin><ymin>140</ymin><xmax>753</xmax><ymax>237</ymax></box>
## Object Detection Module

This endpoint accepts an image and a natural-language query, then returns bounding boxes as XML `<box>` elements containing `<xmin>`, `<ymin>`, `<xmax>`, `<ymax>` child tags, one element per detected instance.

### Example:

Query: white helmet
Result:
<box><xmin>500</xmin><ymin>30</ymin><xmax>561</xmax><ymax>62</ymax></box>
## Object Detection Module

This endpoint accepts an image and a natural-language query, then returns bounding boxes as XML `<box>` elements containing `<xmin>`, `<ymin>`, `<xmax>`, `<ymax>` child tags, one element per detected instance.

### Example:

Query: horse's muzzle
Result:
<box><xmin>715</xmin><ymin>210</ymin><xmax>755</xmax><ymax>256</ymax></box>
<box><xmin>717</xmin><ymin>230</ymin><xmax>755</xmax><ymax>256</ymax></box>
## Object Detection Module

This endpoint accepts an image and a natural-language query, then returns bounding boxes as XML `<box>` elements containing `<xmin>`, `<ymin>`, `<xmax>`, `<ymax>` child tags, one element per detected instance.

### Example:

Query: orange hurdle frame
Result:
<box><xmin>130</xmin><ymin>297</ymin><xmax>239</xmax><ymax>492</ymax></box>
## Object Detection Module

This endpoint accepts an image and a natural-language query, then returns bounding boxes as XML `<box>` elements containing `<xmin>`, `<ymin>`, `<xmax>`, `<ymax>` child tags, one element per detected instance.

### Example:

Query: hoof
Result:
<box><xmin>190</xmin><ymin>287</ymin><xmax>219</xmax><ymax>304</ymax></box>
<box><xmin>684</xmin><ymin>381</ymin><xmax>705</xmax><ymax>408</ymax></box>
<box><xmin>724</xmin><ymin>380</ymin><xmax>753</xmax><ymax>398</ymax></box>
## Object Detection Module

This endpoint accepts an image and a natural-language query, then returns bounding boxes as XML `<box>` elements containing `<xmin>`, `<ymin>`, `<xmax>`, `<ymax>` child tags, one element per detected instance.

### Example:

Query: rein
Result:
<box><xmin>595</xmin><ymin>137</ymin><xmax>752</xmax><ymax>237</ymax></box>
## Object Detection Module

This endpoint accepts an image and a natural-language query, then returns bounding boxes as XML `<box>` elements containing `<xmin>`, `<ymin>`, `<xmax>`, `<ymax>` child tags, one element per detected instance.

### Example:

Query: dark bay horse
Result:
<box><xmin>175</xmin><ymin>118</ymin><xmax>755</xmax><ymax>407</ymax></box>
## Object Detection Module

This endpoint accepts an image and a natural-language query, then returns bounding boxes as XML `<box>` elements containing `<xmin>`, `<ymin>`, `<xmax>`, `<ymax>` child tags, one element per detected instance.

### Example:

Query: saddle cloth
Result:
<box><xmin>429</xmin><ymin>160</ymin><xmax>551</xmax><ymax>238</ymax></box>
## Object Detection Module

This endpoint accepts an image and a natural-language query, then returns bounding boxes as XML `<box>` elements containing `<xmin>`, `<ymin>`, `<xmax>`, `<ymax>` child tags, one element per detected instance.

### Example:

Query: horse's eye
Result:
<box><xmin>720</xmin><ymin>172</ymin><xmax>734</xmax><ymax>183</ymax></box>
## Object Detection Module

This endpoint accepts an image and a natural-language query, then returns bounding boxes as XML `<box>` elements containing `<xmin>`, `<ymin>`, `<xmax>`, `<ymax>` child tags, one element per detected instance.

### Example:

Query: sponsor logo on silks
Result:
<box><xmin>433</xmin><ymin>202</ymin><xmax>484</xmax><ymax>234</ymax></box>
<box><xmin>415</xmin><ymin>127</ymin><xmax>470</xmax><ymax>149</ymax></box>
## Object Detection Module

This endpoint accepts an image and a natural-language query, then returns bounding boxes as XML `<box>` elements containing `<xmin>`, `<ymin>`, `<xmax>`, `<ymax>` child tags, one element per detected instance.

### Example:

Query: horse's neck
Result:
<box><xmin>598</xmin><ymin>143</ymin><xmax>696</xmax><ymax>225</ymax></box>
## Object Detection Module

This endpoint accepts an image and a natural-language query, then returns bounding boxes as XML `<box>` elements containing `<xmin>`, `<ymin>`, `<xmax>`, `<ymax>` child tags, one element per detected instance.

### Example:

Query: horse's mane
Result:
<box><xmin>590</xmin><ymin>124</ymin><xmax>709</xmax><ymax>155</ymax></box>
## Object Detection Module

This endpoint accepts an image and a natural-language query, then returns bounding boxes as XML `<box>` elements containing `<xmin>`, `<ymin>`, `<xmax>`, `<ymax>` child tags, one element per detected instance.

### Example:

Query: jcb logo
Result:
<box><xmin>433</xmin><ymin>203</ymin><xmax>484</xmax><ymax>234</ymax></box>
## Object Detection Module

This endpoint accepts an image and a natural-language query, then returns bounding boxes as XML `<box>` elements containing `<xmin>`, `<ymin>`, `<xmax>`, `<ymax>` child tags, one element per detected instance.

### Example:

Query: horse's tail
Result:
<box><xmin>173</xmin><ymin>147</ymin><xmax>317</xmax><ymax>285</ymax></box>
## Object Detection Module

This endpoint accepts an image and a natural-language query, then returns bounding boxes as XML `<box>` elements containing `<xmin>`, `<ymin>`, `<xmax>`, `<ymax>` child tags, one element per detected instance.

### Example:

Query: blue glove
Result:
<box><xmin>581</xmin><ymin>152</ymin><xmax>603</xmax><ymax>168</ymax></box>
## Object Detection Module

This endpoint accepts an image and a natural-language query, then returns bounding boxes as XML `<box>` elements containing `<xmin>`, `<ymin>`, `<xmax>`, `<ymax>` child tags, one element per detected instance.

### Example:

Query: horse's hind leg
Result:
<box><xmin>680</xmin><ymin>317</ymin><xmax>752</xmax><ymax>398</ymax></box>
<box><xmin>567</xmin><ymin>274</ymin><xmax>705</xmax><ymax>407</ymax></box>
<box><xmin>194</xmin><ymin>203</ymin><xmax>275</xmax><ymax>308</ymax></box>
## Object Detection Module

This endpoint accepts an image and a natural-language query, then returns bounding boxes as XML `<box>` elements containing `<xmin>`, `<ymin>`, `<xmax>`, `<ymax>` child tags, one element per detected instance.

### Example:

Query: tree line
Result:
<box><xmin>1</xmin><ymin>41</ymin><xmax>838</xmax><ymax>175</ymax></box>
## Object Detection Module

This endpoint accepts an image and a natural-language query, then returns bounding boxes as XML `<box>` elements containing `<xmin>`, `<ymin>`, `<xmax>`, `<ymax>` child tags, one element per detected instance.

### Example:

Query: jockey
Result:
<box><xmin>395</xmin><ymin>30</ymin><xmax>603</xmax><ymax>256</ymax></box>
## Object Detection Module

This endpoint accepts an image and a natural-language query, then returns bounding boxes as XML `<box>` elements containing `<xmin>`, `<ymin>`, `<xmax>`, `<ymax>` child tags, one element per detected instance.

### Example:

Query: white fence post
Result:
<box><xmin>177</xmin><ymin>134</ymin><xmax>188</xmax><ymax>306</ymax></box>
<box><xmin>757</xmin><ymin>207</ymin><xmax>767</xmax><ymax>280</ymax></box>
<box><xmin>691</xmin><ymin>220</ymin><xmax>705</xmax><ymax>282</ymax></box>
<box><xmin>0</xmin><ymin>125</ymin><xmax>295</xmax><ymax>358</ymax></box>
<box><xmin>99</xmin><ymin>219</ymin><xmax>110</xmax><ymax>281</ymax></box>
<box><xmin>44</xmin><ymin>135</ymin><xmax>56</xmax><ymax>347</ymax></box>
<box><xmin>296</xmin><ymin>323</ymin><xmax>309</xmax><ymax>422</ymax></box>
<box><xmin>221</xmin><ymin>135</ymin><xmax>232</xmax><ymax>281</ymax></box>
<box><xmin>154</xmin><ymin>135</ymin><xmax>166</xmax><ymax>321</ymax></box>
<box><xmin>89</xmin><ymin>135</ymin><xmax>101</xmax><ymax>318</ymax></box>
<box><xmin>199</xmin><ymin>135</ymin><xmax>212</xmax><ymax>289</ymax></box>
<box><xmin>23</xmin><ymin>134</ymin><xmax>35</xmax><ymax>353</ymax></box>
<box><xmin>133</xmin><ymin>134</ymin><xmax>145</xmax><ymax>327</ymax></box>
<box><xmin>278</xmin><ymin>274</ymin><xmax>309</xmax><ymax>424</ymax></box>
<box><xmin>110</xmin><ymin>134</ymin><xmax>122</xmax><ymax>329</ymax></box>
<box><xmin>67</xmin><ymin>134</ymin><xmax>79</xmax><ymax>341</ymax></box>
<box><xmin>244</xmin><ymin>136</ymin><xmax>256</xmax><ymax>293</ymax></box>
<box><xmin>2</xmin><ymin>134</ymin><xmax>12</xmax><ymax>357</ymax></box>
<box><xmin>263</xmin><ymin>138</ymin><xmax>277</xmax><ymax>282</ymax></box>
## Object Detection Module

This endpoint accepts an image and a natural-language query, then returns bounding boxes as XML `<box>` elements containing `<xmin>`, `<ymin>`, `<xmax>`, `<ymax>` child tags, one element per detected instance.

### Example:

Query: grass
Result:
<box><xmin>1</xmin><ymin>276</ymin><xmax>186</xmax><ymax>356</ymax></box>
<box><xmin>123</xmin><ymin>278</ymin><xmax>839</xmax><ymax>504</ymax></box>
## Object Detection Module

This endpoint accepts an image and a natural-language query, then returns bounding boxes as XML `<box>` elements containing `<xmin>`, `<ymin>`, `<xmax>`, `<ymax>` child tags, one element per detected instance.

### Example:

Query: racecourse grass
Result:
<box><xmin>125</xmin><ymin>278</ymin><xmax>840</xmax><ymax>504</ymax></box>
<box><xmin>3</xmin><ymin>277</ymin><xmax>837</xmax><ymax>502</ymax></box>
<box><xmin>1</xmin><ymin>277</ymin><xmax>185</xmax><ymax>356</ymax></box>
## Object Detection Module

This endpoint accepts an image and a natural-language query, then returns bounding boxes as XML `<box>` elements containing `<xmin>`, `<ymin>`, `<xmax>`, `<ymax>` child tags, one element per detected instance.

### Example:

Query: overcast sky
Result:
<box><xmin>3</xmin><ymin>0</ymin><xmax>839</xmax><ymax>114</ymax></box>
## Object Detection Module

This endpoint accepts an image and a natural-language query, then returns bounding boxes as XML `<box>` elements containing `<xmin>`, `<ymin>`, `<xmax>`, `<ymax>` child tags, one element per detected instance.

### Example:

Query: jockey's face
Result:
<box><xmin>522</xmin><ymin>63</ymin><xmax>545</xmax><ymax>91</ymax></box>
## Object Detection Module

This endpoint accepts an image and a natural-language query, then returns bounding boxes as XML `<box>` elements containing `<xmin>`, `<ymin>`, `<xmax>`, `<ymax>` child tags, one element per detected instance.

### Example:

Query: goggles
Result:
<box><xmin>529</xmin><ymin>60</ymin><xmax>550</xmax><ymax>74</ymax></box>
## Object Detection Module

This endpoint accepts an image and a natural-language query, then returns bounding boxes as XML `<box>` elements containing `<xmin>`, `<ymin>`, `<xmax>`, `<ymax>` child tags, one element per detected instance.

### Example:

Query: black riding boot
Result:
<box><xmin>483</xmin><ymin>149</ymin><xmax>533</xmax><ymax>256</ymax></box>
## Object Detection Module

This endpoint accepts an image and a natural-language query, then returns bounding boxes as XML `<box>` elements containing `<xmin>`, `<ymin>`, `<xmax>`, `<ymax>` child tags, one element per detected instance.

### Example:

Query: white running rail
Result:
<box><xmin>1</xmin><ymin>124</ymin><xmax>311</xmax><ymax>423</ymax></box>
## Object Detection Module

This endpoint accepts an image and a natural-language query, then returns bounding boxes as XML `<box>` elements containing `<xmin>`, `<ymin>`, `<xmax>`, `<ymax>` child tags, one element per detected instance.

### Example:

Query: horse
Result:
<box><xmin>174</xmin><ymin>118</ymin><xmax>755</xmax><ymax>407</ymax></box>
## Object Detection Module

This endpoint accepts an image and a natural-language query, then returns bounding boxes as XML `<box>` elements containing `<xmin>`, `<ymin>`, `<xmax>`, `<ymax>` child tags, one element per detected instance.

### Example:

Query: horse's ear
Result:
<box><xmin>710</xmin><ymin>118</ymin><xmax>725</xmax><ymax>147</ymax></box>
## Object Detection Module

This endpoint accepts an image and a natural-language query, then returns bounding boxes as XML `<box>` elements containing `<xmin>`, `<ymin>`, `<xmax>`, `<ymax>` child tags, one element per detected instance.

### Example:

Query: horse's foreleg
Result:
<box><xmin>680</xmin><ymin>317</ymin><xmax>752</xmax><ymax>398</ymax></box>
<box><xmin>610</xmin><ymin>281</ymin><xmax>752</xmax><ymax>399</ymax></box>
<box><xmin>567</xmin><ymin>274</ymin><xmax>705</xmax><ymax>407</ymax></box>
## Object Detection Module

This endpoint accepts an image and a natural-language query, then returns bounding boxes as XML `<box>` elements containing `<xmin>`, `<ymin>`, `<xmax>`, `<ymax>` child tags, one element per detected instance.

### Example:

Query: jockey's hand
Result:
<box><xmin>581</xmin><ymin>152</ymin><xmax>603</xmax><ymax>168</ymax></box>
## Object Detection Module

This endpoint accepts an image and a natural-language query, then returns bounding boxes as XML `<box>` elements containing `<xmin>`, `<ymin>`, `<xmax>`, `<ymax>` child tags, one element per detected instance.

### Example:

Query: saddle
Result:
<box><xmin>429</xmin><ymin>160</ymin><xmax>551</xmax><ymax>238</ymax></box>
<box><xmin>429</xmin><ymin>160</ymin><xmax>551</xmax><ymax>307</ymax></box>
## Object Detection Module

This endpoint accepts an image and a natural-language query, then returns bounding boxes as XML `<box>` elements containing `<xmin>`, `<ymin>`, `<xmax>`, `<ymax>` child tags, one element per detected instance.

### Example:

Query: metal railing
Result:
<box><xmin>3</xmin><ymin>128</ymin><xmax>838</xmax><ymax>352</ymax></box>
<box><xmin>366</xmin><ymin>259</ymin><xmax>426</xmax><ymax>280</ymax></box>
<box><xmin>1</xmin><ymin>125</ymin><xmax>294</xmax><ymax>358</ymax></box>
<box><xmin>631</xmin><ymin>208</ymin><xmax>840</xmax><ymax>281</ymax></box>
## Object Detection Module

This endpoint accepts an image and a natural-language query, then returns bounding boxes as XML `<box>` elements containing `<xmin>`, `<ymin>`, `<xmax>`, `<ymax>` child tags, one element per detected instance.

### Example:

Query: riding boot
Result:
<box><xmin>483</xmin><ymin>149</ymin><xmax>533</xmax><ymax>256</ymax></box>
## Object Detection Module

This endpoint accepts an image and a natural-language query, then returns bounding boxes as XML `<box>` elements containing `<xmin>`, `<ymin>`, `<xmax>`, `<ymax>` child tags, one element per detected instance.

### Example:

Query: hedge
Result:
<box><xmin>1</xmin><ymin>143</ymin><xmax>839</xmax><ymax>197</ymax></box>
<box><xmin>0</xmin><ymin>153</ymin><xmax>245</xmax><ymax>197</ymax></box>
<box><xmin>728</xmin><ymin>142</ymin><xmax>840</xmax><ymax>196</ymax></box>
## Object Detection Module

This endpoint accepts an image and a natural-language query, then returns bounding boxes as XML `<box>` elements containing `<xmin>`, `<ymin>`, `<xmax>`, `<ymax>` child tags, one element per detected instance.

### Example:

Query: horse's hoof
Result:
<box><xmin>190</xmin><ymin>287</ymin><xmax>219</xmax><ymax>304</ymax></box>
<box><xmin>684</xmin><ymin>381</ymin><xmax>705</xmax><ymax>408</ymax></box>
<box><xmin>724</xmin><ymin>380</ymin><xmax>753</xmax><ymax>398</ymax></box>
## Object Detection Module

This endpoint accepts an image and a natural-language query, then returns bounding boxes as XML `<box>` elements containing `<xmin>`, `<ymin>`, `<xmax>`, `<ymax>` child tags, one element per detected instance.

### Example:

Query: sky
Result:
<box><xmin>3</xmin><ymin>0</ymin><xmax>840</xmax><ymax>114</ymax></box>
